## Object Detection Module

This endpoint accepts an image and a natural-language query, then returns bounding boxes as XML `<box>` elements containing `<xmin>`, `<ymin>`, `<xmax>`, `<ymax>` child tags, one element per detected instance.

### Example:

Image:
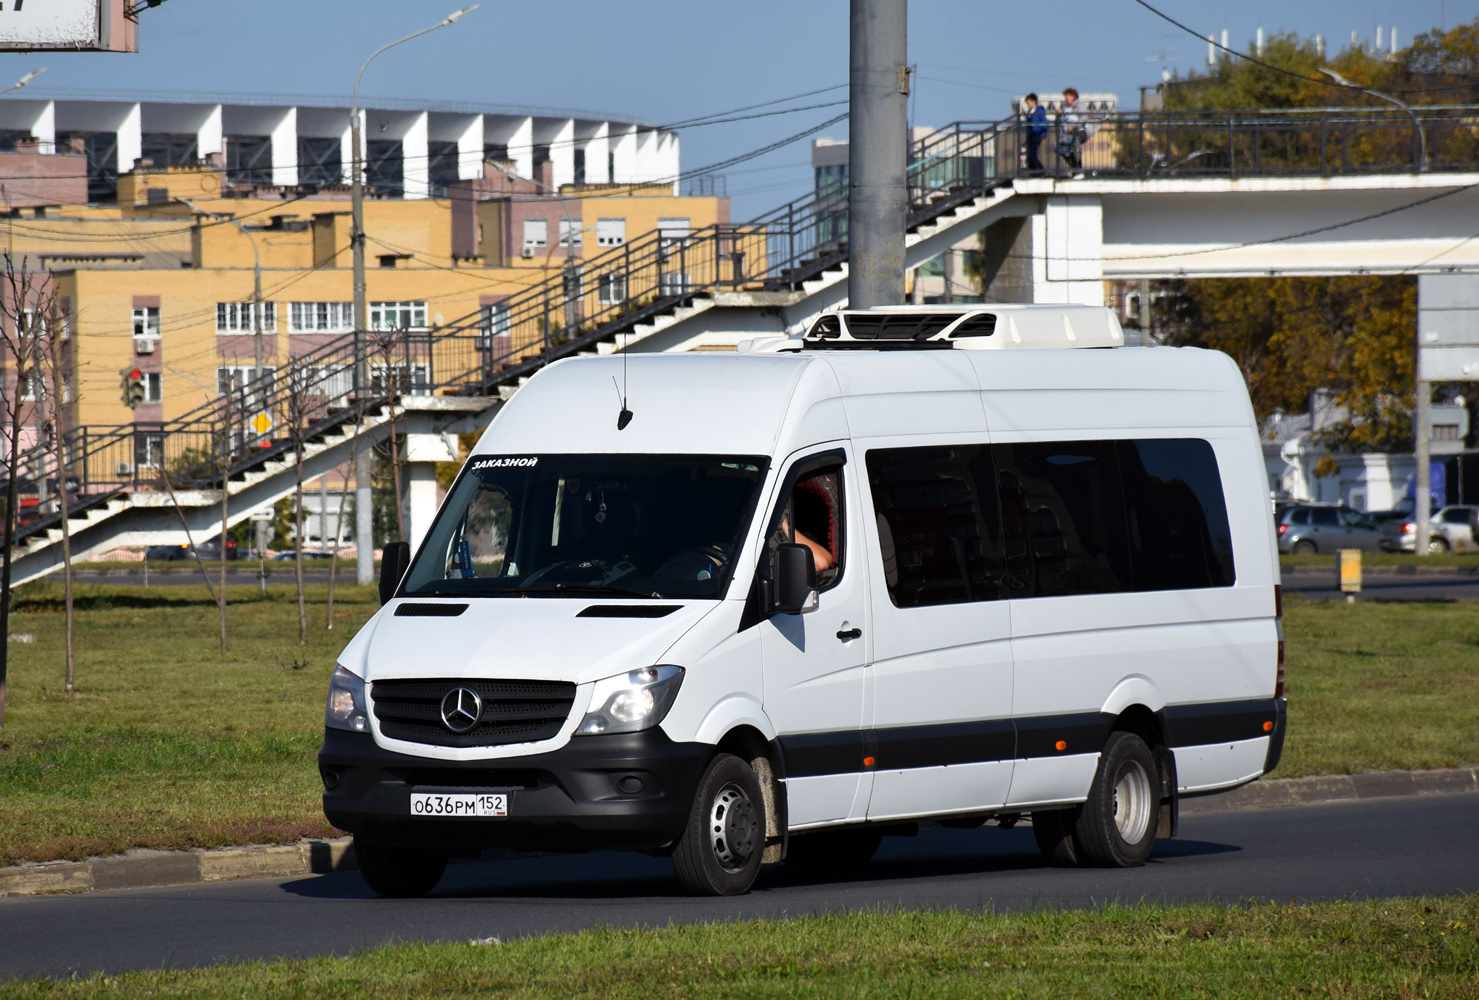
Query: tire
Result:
<box><xmin>1291</xmin><ymin>540</ymin><xmax>1317</xmax><ymax>555</ymax></box>
<box><xmin>1072</xmin><ymin>731</ymin><xmax>1159</xmax><ymax>868</ymax></box>
<box><xmin>1428</xmin><ymin>536</ymin><xmax>1450</xmax><ymax>554</ymax></box>
<box><xmin>1031</xmin><ymin>808</ymin><xmax>1082</xmax><ymax>866</ymax></box>
<box><xmin>784</xmin><ymin>827</ymin><xmax>883</xmax><ymax>867</ymax></box>
<box><xmin>671</xmin><ymin>753</ymin><xmax>765</xmax><ymax>896</ymax></box>
<box><xmin>354</xmin><ymin>835</ymin><xmax>448</xmax><ymax>898</ymax></box>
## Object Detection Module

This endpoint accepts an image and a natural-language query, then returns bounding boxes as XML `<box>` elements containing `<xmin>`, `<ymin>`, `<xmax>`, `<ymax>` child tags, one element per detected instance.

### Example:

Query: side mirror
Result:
<box><xmin>774</xmin><ymin>543</ymin><xmax>818</xmax><ymax>616</ymax></box>
<box><xmin>379</xmin><ymin>541</ymin><xmax>411</xmax><ymax>605</ymax></box>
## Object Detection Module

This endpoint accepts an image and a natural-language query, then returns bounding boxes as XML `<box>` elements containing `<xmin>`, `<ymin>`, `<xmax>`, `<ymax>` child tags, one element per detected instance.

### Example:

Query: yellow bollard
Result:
<box><xmin>1339</xmin><ymin>548</ymin><xmax>1362</xmax><ymax>603</ymax></box>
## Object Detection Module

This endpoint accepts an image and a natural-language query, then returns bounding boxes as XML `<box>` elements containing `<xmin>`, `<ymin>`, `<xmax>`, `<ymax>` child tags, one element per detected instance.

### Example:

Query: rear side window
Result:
<box><xmin>1312</xmin><ymin>508</ymin><xmax>1339</xmax><ymax>527</ymax></box>
<box><xmin>1117</xmin><ymin>440</ymin><xmax>1235</xmax><ymax>589</ymax></box>
<box><xmin>1289</xmin><ymin>508</ymin><xmax>1310</xmax><ymax>525</ymax></box>
<box><xmin>865</xmin><ymin>445</ymin><xmax>1006</xmax><ymax>607</ymax></box>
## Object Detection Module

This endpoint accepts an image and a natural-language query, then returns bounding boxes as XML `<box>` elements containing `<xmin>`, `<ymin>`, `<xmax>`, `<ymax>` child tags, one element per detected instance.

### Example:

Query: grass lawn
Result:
<box><xmin>0</xmin><ymin>583</ymin><xmax>1476</xmax><ymax>867</ymax></box>
<box><xmin>1</xmin><ymin>898</ymin><xmax>1476</xmax><ymax>998</ymax></box>
<box><xmin>1280</xmin><ymin>551</ymin><xmax>1479</xmax><ymax>569</ymax></box>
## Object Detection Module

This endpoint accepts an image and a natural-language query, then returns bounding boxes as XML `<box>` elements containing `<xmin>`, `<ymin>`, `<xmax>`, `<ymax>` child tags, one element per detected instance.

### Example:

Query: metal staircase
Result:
<box><xmin>9</xmin><ymin>104</ymin><xmax>1473</xmax><ymax>584</ymax></box>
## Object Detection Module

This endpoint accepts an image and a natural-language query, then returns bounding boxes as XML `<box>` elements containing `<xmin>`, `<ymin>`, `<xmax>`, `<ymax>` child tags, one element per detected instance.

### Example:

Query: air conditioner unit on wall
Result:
<box><xmin>133</xmin><ymin>336</ymin><xmax>157</xmax><ymax>355</ymax></box>
<box><xmin>116</xmin><ymin>461</ymin><xmax>134</xmax><ymax>475</ymax></box>
<box><xmin>520</xmin><ymin>246</ymin><xmax>535</xmax><ymax>259</ymax></box>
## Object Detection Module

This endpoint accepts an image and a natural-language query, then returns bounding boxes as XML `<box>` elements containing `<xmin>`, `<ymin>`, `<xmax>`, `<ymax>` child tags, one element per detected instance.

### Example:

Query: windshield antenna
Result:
<box><xmin>612</xmin><ymin>356</ymin><xmax>633</xmax><ymax>430</ymax></box>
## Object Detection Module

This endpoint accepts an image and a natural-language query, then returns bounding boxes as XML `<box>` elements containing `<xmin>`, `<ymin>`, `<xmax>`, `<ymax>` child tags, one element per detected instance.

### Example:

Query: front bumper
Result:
<box><xmin>319</xmin><ymin>728</ymin><xmax>710</xmax><ymax>853</ymax></box>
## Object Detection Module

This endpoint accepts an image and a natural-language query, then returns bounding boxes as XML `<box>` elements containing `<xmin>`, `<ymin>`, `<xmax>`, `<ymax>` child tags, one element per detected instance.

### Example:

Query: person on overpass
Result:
<box><xmin>1056</xmin><ymin>87</ymin><xmax>1097</xmax><ymax>177</ymax></box>
<box><xmin>1022</xmin><ymin>93</ymin><xmax>1048</xmax><ymax>176</ymax></box>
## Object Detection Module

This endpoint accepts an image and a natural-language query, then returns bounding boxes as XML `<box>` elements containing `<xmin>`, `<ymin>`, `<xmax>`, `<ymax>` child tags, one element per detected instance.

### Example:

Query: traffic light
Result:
<box><xmin>122</xmin><ymin>368</ymin><xmax>146</xmax><ymax>408</ymax></box>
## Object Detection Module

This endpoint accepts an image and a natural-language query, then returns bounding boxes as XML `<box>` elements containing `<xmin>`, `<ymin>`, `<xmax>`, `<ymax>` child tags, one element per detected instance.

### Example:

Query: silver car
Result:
<box><xmin>1277</xmin><ymin>504</ymin><xmax>1385</xmax><ymax>554</ymax></box>
<box><xmin>1379</xmin><ymin>505</ymin><xmax>1479</xmax><ymax>554</ymax></box>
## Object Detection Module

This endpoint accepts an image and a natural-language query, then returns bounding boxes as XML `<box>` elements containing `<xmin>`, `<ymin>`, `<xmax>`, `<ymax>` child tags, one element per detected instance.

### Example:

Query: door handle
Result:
<box><xmin>836</xmin><ymin>627</ymin><xmax>862</xmax><ymax>641</ymax></box>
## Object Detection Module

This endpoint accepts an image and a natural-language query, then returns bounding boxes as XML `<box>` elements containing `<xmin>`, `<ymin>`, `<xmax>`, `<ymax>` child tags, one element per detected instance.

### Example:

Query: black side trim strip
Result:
<box><xmin>873</xmin><ymin>719</ymin><xmax>1015</xmax><ymax>770</ymax></box>
<box><xmin>778</xmin><ymin>731</ymin><xmax>866</xmax><ymax>778</ymax></box>
<box><xmin>1163</xmin><ymin>699</ymin><xmax>1280</xmax><ymax>747</ymax></box>
<box><xmin>1014</xmin><ymin>712</ymin><xmax>1113</xmax><ymax>759</ymax></box>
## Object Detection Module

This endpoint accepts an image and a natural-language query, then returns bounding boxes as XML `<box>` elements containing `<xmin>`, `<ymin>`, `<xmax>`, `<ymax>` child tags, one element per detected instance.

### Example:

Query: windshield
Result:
<box><xmin>401</xmin><ymin>453</ymin><xmax>768</xmax><ymax>599</ymax></box>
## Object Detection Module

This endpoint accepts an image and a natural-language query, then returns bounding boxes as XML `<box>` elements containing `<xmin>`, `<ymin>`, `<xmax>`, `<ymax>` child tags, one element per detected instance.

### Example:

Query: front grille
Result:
<box><xmin>389</xmin><ymin>767</ymin><xmax>544</xmax><ymax>790</ymax></box>
<box><xmin>371</xmin><ymin>678</ymin><xmax>577</xmax><ymax>748</ymax></box>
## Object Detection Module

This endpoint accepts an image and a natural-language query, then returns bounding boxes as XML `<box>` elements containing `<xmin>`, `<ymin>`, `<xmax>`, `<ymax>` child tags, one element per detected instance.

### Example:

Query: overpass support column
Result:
<box><xmin>403</xmin><ymin>419</ymin><xmax>458</xmax><ymax>554</ymax></box>
<box><xmin>847</xmin><ymin>0</ymin><xmax>908</xmax><ymax>309</ymax></box>
<box><xmin>1032</xmin><ymin>194</ymin><xmax>1105</xmax><ymax>306</ymax></box>
<box><xmin>355</xmin><ymin>449</ymin><xmax>373</xmax><ymax>585</ymax></box>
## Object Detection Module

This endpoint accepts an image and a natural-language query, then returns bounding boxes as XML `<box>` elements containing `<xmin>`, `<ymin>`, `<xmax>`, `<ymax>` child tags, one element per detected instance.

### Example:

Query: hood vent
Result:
<box><xmin>394</xmin><ymin>603</ymin><xmax>469</xmax><ymax>617</ymax></box>
<box><xmin>576</xmin><ymin>604</ymin><xmax>682</xmax><ymax>618</ymax></box>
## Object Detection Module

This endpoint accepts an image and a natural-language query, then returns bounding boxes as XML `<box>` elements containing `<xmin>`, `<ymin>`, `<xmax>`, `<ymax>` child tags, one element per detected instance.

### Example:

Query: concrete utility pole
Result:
<box><xmin>1414</xmin><ymin>371</ymin><xmax>1432</xmax><ymax>557</ymax></box>
<box><xmin>847</xmin><ymin>0</ymin><xmax>908</xmax><ymax>310</ymax></box>
<box><xmin>349</xmin><ymin>5</ymin><xmax>476</xmax><ymax>586</ymax></box>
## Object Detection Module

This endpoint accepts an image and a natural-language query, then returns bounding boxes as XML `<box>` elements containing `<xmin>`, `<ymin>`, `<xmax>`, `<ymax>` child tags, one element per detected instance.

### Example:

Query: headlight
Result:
<box><xmin>325</xmin><ymin>665</ymin><xmax>368</xmax><ymax>732</ymax></box>
<box><xmin>576</xmin><ymin>665</ymin><xmax>684</xmax><ymax>736</ymax></box>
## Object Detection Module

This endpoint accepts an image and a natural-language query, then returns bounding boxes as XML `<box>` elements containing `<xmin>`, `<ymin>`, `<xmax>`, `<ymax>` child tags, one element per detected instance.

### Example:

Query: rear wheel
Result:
<box><xmin>1072</xmin><ymin>731</ymin><xmax>1159</xmax><ymax>868</ymax></box>
<box><xmin>1428</xmin><ymin>535</ymin><xmax>1450</xmax><ymax>554</ymax></box>
<box><xmin>672</xmin><ymin>753</ymin><xmax>764</xmax><ymax>895</ymax></box>
<box><xmin>354</xmin><ymin>835</ymin><xmax>448</xmax><ymax>898</ymax></box>
<box><xmin>784</xmin><ymin>827</ymin><xmax>883</xmax><ymax>867</ymax></box>
<box><xmin>1291</xmin><ymin>540</ymin><xmax>1317</xmax><ymax>555</ymax></box>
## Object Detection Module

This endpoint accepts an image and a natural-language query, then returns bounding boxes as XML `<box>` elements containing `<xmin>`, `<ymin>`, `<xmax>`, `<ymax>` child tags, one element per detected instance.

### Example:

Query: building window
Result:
<box><xmin>558</xmin><ymin>219</ymin><xmax>582</xmax><ymax>248</ymax></box>
<box><xmin>132</xmin><ymin>306</ymin><xmax>160</xmax><ymax>339</ymax></box>
<box><xmin>478</xmin><ymin>303</ymin><xmax>511</xmax><ymax>348</ymax></box>
<box><xmin>289</xmin><ymin>301</ymin><xmax>354</xmax><ymax>333</ymax></box>
<box><xmin>370</xmin><ymin>362</ymin><xmax>430</xmax><ymax>396</ymax></box>
<box><xmin>597</xmin><ymin>218</ymin><xmax>626</xmax><ymax>247</ymax></box>
<box><xmin>134</xmin><ymin>431</ymin><xmax>164</xmax><ymax>469</ymax></box>
<box><xmin>369</xmin><ymin>301</ymin><xmax>428</xmax><ymax>332</ymax></box>
<box><xmin>215</xmin><ymin>302</ymin><xmax>276</xmax><ymax>334</ymax></box>
<box><xmin>144</xmin><ymin>372</ymin><xmax>163</xmax><ymax>403</ymax></box>
<box><xmin>217</xmin><ymin>365</ymin><xmax>277</xmax><ymax>396</ymax></box>
<box><xmin>1432</xmin><ymin>424</ymin><xmax>1461</xmax><ymax>442</ymax></box>
<box><xmin>19</xmin><ymin>371</ymin><xmax>42</xmax><ymax>401</ymax></box>
<box><xmin>598</xmin><ymin>272</ymin><xmax>628</xmax><ymax>305</ymax></box>
<box><xmin>658</xmin><ymin>217</ymin><xmax>691</xmax><ymax>247</ymax></box>
<box><xmin>522</xmin><ymin>218</ymin><xmax>548</xmax><ymax>249</ymax></box>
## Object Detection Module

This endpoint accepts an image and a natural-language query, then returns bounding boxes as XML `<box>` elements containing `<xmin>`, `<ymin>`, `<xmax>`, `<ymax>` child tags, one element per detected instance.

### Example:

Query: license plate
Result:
<box><xmin>409</xmin><ymin>791</ymin><xmax>508</xmax><ymax>818</ymax></box>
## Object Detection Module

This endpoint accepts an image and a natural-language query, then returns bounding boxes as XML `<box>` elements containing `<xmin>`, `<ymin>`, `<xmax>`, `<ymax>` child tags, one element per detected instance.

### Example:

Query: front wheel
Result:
<box><xmin>354</xmin><ymin>835</ymin><xmax>448</xmax><ymax>897</ymax></box>
<box><xmin>671</xmin><ymin>753</ymin><xmax>764</xmax><ymax>895</ymax></box>
<box><xmin>1072</xmin><ymin>731</ymin><xmax>1159</xmax><ymax>867</ymax></box>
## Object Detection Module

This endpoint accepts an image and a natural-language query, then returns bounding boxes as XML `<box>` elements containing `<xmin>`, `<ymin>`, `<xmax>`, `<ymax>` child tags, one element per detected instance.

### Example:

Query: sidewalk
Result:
<box><xmin>3</xmin><ymin>765</ymin><xmax>1476</xmax><ymax>898</ymax></box>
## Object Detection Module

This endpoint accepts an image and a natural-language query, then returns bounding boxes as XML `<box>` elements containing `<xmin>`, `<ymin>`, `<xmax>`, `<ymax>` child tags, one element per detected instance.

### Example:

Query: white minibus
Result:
<box><xmin>320</xmin><ymin>304</ymin><xmax>1285</xmax><ymax>897</ymax></box>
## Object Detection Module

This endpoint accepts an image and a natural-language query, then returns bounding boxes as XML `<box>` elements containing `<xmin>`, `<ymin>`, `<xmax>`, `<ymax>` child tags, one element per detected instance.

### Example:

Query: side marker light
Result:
<box><xmin>1263</xmin><ymin>720</ymin><xmax>1274</xmax><ymax>732</ymax></box>
<box><xmin>862</xmin><ymin>756</ymin><xmax>875</xmax><ymax>768</ymax></box>
<box><xmin>1054</xmin><ymin>740</ymin><xmax>1067</xmax><ymax>752</ymax></box>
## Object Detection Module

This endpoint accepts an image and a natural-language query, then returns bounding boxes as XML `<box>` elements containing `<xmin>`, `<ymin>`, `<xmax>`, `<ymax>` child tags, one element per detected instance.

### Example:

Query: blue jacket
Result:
<box><xmin>1025</xmin><ymin>105</ymin><xmax>1047</xmax><ymax>141</ymax></box>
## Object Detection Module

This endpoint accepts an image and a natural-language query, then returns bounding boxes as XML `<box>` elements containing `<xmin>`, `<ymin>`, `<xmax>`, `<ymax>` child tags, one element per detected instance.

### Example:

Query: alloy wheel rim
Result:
<box><xmin>1111</xmin><ymin>759</ymin><xmax>1152</xmax><ymax>845</ymax></box>
<box><xmin>709</xmin><ymin>782</ymin><xmax>758</xmax><ymax>871</ymax></box>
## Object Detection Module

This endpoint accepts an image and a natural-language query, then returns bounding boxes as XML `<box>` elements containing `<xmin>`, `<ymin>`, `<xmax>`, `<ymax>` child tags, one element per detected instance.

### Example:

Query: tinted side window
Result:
<box><xmin>866</xmin><ymin>445</ymin><xmax>1006</xmax><ymax>607</ymax></box>
<box><xmin>1312</xmin><ymin>508</ymin><xmax>1339</xmax><ymax>527</ymax></box>
<box><xmin>1118</xmin><ymin>439</ymin><xmax>1235</xmax><ymax>589</ymax></box>
<box><xmin>995</xmin><ymin>441</ymin><xmax>1132</xmax><ymax>597</ymax></box>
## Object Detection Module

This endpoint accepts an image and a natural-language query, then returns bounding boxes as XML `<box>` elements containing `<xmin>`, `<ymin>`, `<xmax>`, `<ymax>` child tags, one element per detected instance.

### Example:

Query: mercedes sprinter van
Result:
<box><xmin>320</xmin><ymin>304</ymin><xmax>1285</xmax><ymax>897</ymax></box>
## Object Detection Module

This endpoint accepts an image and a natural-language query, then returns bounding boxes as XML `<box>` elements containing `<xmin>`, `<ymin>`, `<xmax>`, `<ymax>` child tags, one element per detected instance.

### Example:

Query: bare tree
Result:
<box><xmin>371</xmin><ymin>326</ymin><xmax>408</xmax><ymax>541</ymax></box>
<box><xmin>0</xmin><ymin>254</ymin><xmax>46</xmax><ymax>725</ymax></box>
<box><xmin>33</xmin><ymin>272</ymin><xmax>77</xmax><ymax>695</ymax></box>
<box><xmin>326</xmin><ymin>405</ymin><xmax>365</xmax><ymax>630</ymax></box>
<box><xmin>215</xmin><ymin>384</ymin><xmax>237</xmax><ymax>653</ymax></box>
<box><xmin>281</xmin><ymin>366</ymin><xmax>313</xmax><ymax>646</ymax></box>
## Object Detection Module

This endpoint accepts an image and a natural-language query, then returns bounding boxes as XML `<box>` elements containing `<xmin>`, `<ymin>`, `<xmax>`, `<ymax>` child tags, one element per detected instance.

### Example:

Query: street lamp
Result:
<box><xmin>0</xmin><ymin>68</ymin><xmax>46</xmax><ymax>98</ymax></box>
<box><xmin>1319</xmin><ymin>68</ymin><xmax>1428</xmax><ymax>172</ymax></box>
<box><xmin>350</xmin><ymin>6</ymin><xmax>478</xmax><ymax>394</ymax></box>
<box><xmin>348</xmin><ymin>6</ymin><xmax>476</xmax><ymax>588</ymax></box>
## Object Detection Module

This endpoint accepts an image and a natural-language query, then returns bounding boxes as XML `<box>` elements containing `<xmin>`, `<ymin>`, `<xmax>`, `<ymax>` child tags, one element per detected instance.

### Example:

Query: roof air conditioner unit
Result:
<box><xmin>520</xmin><ymin>246</ymin><xmax>535</xmax><ymax>259</ymax></box>
<box><xmin>134</xmin><ymin>336</ymin><xmax>157</xmax><ymax>354</ymax></box>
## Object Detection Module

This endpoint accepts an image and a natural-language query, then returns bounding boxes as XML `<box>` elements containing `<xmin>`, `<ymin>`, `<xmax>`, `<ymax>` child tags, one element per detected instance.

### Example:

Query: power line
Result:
<box><xmin>1129</xmin><ymin>0</ymin><xmax>1479</xmax><ymax>95</ymax></box>
<box><xmin>652</xmin><ymin>84</ymin><xmax>846</xmax><ymax>131</ymax></box>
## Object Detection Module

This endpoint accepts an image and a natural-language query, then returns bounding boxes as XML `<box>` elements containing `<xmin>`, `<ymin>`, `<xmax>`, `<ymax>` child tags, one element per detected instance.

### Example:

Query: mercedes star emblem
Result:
<box><xmin>440</xmin><ymin>687</ymin><xmax>483</xmax><ymax>733</ymax></box>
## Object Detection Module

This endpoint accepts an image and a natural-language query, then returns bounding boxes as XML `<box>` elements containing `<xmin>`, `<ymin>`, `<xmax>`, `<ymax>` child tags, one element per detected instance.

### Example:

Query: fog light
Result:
<box><xmin>320</xmin><ymin>767</ymin><xmax>341</xmax><ymax>791</ymax></box>
<box><xmin>617</xmin><ymin>775</ymin><xmax>645</xmax><ymax>795</ymax></box>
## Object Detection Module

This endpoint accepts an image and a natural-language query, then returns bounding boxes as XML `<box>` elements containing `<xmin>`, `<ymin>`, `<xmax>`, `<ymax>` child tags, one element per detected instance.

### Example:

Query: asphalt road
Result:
<box><xmin>1282</xmin><ymin>571</ymin><xmax>1479</xmax><ymax>601</ymax></box>
<box><xmin>2</xmin><ymin>793</ymin><xmax>1476</xmax><ymax>982</ymax></box>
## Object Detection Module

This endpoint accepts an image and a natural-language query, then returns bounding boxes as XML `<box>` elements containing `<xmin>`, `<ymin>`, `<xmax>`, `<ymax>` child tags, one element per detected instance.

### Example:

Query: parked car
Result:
<box><xmin>1379</xmin><ymin>505</ymin><xmax>1479</xmax><ymax>553</ymax></box>
<box><xmin>1276</xmin><ymin>504</ymin><xmax>1384</xmax><ymax>554</ymax></box>
<box><xmin>145</xmin><ymin>537</ymin><xmax>239</xmax><ymax>561</ymax></box>
<box><xmin>144</xmin><ymin>543</ymin><xmax>192</xmax><ymax>561</ymax></box>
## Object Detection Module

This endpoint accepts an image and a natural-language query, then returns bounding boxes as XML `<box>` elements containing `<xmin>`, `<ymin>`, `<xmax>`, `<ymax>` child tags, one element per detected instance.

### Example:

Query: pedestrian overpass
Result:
<box><xmin>7</xmin><ymin>105</ymin><xmax>1479</xmax><ymax>587</ymax></box>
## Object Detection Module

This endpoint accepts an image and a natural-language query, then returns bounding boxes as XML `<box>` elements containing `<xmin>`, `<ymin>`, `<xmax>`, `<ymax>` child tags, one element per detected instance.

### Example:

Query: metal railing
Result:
<box><xmin>7</xmin><ymin>105</ymin><xmax>1479</xmax><ymax>544</ymax></box>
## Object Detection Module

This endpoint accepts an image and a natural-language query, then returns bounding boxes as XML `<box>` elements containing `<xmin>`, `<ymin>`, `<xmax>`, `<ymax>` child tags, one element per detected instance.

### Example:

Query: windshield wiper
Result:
<box><xmin>508</xmin><ymin>583</ymin><xmax>665</xmax><ymax>599</ymax></box>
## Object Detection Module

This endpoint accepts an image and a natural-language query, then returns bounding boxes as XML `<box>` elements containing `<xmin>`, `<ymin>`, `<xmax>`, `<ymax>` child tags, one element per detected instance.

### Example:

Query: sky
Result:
<box><xmin>7</xmin><ymin>0</ymin><xmax>1477</xmax><ymax>219</ymax></box>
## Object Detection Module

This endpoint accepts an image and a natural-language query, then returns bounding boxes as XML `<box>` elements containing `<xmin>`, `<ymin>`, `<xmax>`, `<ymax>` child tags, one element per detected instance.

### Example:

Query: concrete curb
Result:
<box><xmin>0</xmin><ymin>838</ymin><xmax>354</xmax><ymax>898</ymax></box>
<box><xmin>2</xmin><ymin>767</ymin><xmax>1476</xmax><ymax>898</ymax></box>
<box><xmin>1280</xmin><ymin>563</ymin><xmax>1479</xmax><ymax>577</ymax></box>
<box><xmin>1180</xmin><ymin>765</ymin><xmax>1479</xmax><ymax>814</ymax></box>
